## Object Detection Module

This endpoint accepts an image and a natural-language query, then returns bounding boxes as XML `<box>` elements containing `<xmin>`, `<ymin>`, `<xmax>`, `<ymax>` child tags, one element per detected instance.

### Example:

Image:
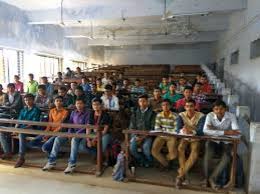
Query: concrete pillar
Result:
<box><xmin>248</xmin><ymin>122</ymin><xmax>260</xmax><ymax>194</ymax></box>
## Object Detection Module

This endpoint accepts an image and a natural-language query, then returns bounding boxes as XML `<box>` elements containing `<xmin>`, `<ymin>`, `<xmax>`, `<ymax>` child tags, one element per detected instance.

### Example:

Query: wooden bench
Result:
<box><xmin>0</xmin><ymin>119</ymin><xmax>105</xmax><ymax>176</ymax></box>
<box><xmin>123</xmin><ymin>130</ymin><xmax>240</xmax><ymax>193</ymax></box>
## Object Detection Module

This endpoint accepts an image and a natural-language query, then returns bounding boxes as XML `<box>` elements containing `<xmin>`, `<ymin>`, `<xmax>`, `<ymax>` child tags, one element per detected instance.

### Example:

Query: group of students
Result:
<box><xmin>129</xmin><ymin>94</ymin><xmax>240</xmax><ymax>190</ymax></box>
<box><xmin>0</xmin><ymin>69</ymin><xmax>241</xmax><ymax>191</ymax></box>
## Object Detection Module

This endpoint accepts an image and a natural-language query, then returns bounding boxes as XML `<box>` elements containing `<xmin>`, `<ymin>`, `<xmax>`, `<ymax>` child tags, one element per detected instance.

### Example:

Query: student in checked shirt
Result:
<box><xmin>175</xmin><ymin>99</ymin><xmax>205</xmax><ymax>188</ymax></box>
<box><xmin>151</xmin><ymin>99</ymin><xmax>178</xmax><ymax>170</ymax></box>
<box><xmin>203</xmin><ymin>100</ymin><xmax>240</xmax><ymax>191</ymax></box>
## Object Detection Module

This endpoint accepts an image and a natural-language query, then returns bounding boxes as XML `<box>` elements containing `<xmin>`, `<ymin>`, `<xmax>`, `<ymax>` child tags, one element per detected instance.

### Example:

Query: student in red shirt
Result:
<box><xmin>199</xmin><ymin>75</ymin><xmax>212</xmax><ymax>94</ymax></box>
<box><xmin>175</xmin><ymin>86</ymin><xmax>200</xmax><ymax>112</ymax></box>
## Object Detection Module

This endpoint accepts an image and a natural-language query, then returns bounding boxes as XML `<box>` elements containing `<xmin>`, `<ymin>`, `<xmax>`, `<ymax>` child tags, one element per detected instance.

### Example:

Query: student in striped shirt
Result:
<box><xmin>151</xmin><ymin>99</ymin><xmax>178</xmax><ymax>170</ymax></box>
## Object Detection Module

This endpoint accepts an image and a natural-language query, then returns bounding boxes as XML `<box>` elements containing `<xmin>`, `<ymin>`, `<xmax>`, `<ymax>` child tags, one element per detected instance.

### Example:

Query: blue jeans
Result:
<box><xmin>41</xmin><ymin>136</ymin><xmax>56</xmax><ymax>154</ymax></box>
<box><xmin>130</xmin><ymin>136</ymin><xmax>153</xmax><ymax>165</ymax></box>
<box><xmin>0</xmin><ymin>132</ymin><xmax>11</xmax><ymax>153</ymax></box>
<box><xmin>48</xmin><ymin>136</ymin><xmax>68</xmax><ymax>164</ymax></box>
<box><xmin>68</xmin><ymin>133</ymin><xmax>111</xmax><ymax>165</ymax></box>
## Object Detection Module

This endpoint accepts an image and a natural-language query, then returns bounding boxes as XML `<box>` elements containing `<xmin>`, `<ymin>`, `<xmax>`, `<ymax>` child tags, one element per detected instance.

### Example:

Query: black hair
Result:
<box><xmin>91</xmin><ymin>97</ymin><xmax>103</xmax><ymax>104</ymax></box>
<box><xmin>104</xmin><ymin>84</ymin><xmax>113</xmax><ymax>91</ymax></box>
<box><xmin>54</xmin><ymin>95</ymin><xmax>64</xmax><ymax>101</ymax></box>
<box><xmin>184</xmin><ymin>86</ymin><xmax>193</xmax><ymax>91</ymax></box>
<box><xmin>41</xmin><ymin>76</ymin><xmax>47</xmax><ymax>80</ymax></box>
<box><xmin>58</xmin><ymin>86</ymin><xmax>67</xmax><ymax>91</ymax></box>
<box><xmin>162</xmin><ymin>99</ymin><xmax>171</xmax><ymax>104</ymax></box>
<box><xmin>24</xmin><ymin>93</ymin><xmax>35</xmax><ymax>100</ymax></box>
<box><xmin>185</xmin><ymin>99</ymin><xmax>196</xmax><ymax>105</ymax></box>
<box><xmin>135</xmin><ymin>79</ymin><xmax>141</xmax><ymax>82</ymax></box>
<box><xmin>75</xmin><ymin>97</ymin><xmax>85</xmax><ymax>104</ymax></box>
<box><xmin>154</xmin><ymin>87</ymin><xmax>161</xmax><ymax>91</ymax></box>
<box><xmin>75</xmin><ymin>86</ymin><xmax>83</xmax><ymax>91</ymax></box>
<box><xmin>169</xmin><ymin>82</ymin><xmax>177</xmax><ymax>87</ymax></box>
<box><xmin>213</xmin><ymin>100</ymin><xmax>227</xmax><ymax>109</ymax></box>
<box><xmin>38</xmin><ymin>84</ymin><xmax>46</xmax><ymax>90</ymax></box>
<box><xmin>7</xmin><ymin>83</ymin><xmax>15</xmax><ymax>88</ymax></box>
<box><xmin>28</xmin><ymin>73</ymin><xmax>34</xmax><ymax>77</ymax></box>
<box><xmin>138</xmin><ymin>94</ymin><xmax>149</xmax><ymax>100</ymax></box>
<box><xmin>195</xmin><ymin>82</ymin><xmax>203</xmax><ymax>86</ymax></box>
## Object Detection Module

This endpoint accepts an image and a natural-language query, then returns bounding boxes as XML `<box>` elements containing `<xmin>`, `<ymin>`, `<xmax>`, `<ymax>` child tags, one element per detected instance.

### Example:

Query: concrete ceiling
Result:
<box><xmin>0</xmin><ymin>0</ymin><xmax>247</xmax><ymax>46</ymax></box>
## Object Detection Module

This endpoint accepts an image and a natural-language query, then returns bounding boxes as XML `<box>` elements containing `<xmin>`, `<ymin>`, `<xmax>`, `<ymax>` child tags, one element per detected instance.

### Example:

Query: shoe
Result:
<box><xmin>64</xmin><ymin>164</ymin><xmax>76</xmax><ymax>174</ymax></box>
<box><xmin>175</xmin><ymin>177</ymin><xmax>184</xmax><ymax>189</ymax></box>
<box><xmin>1</xmin><ymin>153</ymin><xmax>13</xmax><ymax>160</ymax></box>
<box><xmin>42</xmin><ymin>162</ymin><xmax>56</xmax><ymax>171</ymax></box>
<box><xmin>14</xmin><ymin>157</ymin><xmax>25</xmax><ymax>168</ymax></box>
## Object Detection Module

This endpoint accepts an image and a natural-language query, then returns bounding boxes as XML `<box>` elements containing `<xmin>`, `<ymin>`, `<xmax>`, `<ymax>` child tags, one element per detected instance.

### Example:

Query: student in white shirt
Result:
<box><xmin>101</xmin><ymin>84</ymin><xmax>119</xmax><ymax>111</ymax></box>
<box><xmin>203</xmin><ymin>100</ymin><xmax>240</xmax><ymax>191</ymax></box>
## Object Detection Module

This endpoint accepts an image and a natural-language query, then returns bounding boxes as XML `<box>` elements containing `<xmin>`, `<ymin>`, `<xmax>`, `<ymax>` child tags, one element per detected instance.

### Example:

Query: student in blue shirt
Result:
<box><xmin>14</xmin><ymin>93</ymin><xmax>41</xmax><ymax>168</ymax></box>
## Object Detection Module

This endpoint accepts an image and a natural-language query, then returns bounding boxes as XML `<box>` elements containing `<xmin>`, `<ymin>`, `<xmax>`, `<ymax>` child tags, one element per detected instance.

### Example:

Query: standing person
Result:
<box><xmin>203</xmin><ymin>100</ymin><xmax>240</xmax><ymax>190</ymax></box>
<box><xmin>26</xmin><ymin>73</ymin><xmax>38</xmax><ymax>95</ymax></box>
<box><xmin>14</xmin><ymin>75</ymin><xmax>24</xmax><ymax>93</ymax></box>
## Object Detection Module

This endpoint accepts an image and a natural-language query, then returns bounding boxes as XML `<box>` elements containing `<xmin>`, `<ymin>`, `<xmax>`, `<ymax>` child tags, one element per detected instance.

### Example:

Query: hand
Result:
<box><xmin>207</xmin><ymin>125</ymin><xmax>217</xmax><ymax>130</ymax></box>
<box><xmin>182</xmin><ymin>128</ymin><xmax>193</xmax><ymax>135</ymax></box>
<box><xmin>43</xmin><ymin>136</ymin><xmax>49</xmax><ymax>141</ymax></box>
<box><xmin>224</xmin><ymin>130</ymin><xmax>241</xmax><ymax>136</ymax></box>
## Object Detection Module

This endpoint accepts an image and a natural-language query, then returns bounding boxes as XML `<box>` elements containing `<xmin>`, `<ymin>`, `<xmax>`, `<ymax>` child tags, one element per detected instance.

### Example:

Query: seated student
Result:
<box><xmin>101</xmin><ymin>84</ymin><xmax>119</xmax><ymax>111</ymax></box>
<box><xmin>159</xmin><ymin>77</ymin><xmax>169</xmax><ymax>94</ymax></box>
<box><xmin>14</xmin><ymin>75</ymin><xmax>24</xmax><ymax>93</ymax></box>
<box><xmin>0</xmin><ymin>84</ymin><xmax>5</xmax><ymax>106</ymax></box>
<box><xmin>199</xmin><ymin>75</ymin><xmax>212</xmax><ymax>94</ymax></box>
<box><xmin>175</xmin><ymin>99</ymin><xmax>205</xmax><ymax>188</ymax></box>
<box><xmin>121</xmin><ymin>78</ymin><xmax>132</xmax><ymax>92</ymax></box>
<box><xmin>163</xmin><ymin>82</ymin><xmax>182</xmax><ymax>106</ymax></box>
<box><xmin>41</xmin><ymin>76</ymin><xmax>54</xmax><ymax>97</ymax></box>
<box><xmin>192</xmin><ymin>82</ymin><xmax>207</xmax><ymax>104</ymax></box>
<box><xmin>175</xmin><ymin>86</ymin><xmax>200</xmax><ymax>112</ymax></box>
<box><xmin>74</xmin><ymin>67</ymin><xmax>85</xmax><ymax>78</ymax></box>
<box><xmin>151</xmin><ymin>99</ymin><xmax>178</xmax><ymax>169</ymax></box>
<box><xmin>4</xmin><ymin>83</ymin><xmax>23</xmax><ymax>114</ymax></box>
<box><xmin>80</xmin><ymin>77</ymin><xmax>92</xmax><ymax>93</ymax></box>
<box><xmin>129</xmin><ymin>94</ymin><xmax>156</xmax><ymax>167</ymax></box>
<box><xmin>39</xmin><ymin>96</ymin><xmax>69</xmax><ymax>155</ymax></box>
<box><xmin>192</xmin><ymin>73</ymin><xmax>203</xmax><ymax>87</ymax></box>
<box><xmin>176</xmin><ymin>77</ymin><xmax>191</xmax><ymax>94</ymax></box>
<box><xmin>131</xmin><ymin>79</ymin><xmax>146</xmax><ymax>94</ymax></box>
<box><xmin>0</xmin><ymin>83</ymin><xmax>23</xmax><ymax>160</ymax></box>
<box><xmin>203</xmin><ymin>100</ymin><xmax>240</xmax><ymax>190</ymax></box>
<box><xmin>42</xmin><ymin>98</ymin><xmax>89</xmax><ymax>171</ymax></box>
<box><xmin>65</xmin><ymin>67</ymin><xmax>74</xmax><ymax>78</ymax></box>
<box><xmin>67</xmin><ymin>82</ymin><xmax>78</xmax><ymax>96</ymax></box>
<box><xmin>26</xmin><ymin>73</ymin><xmax>38</xmax><ymax>95</ymax></box>
<box><xmin>149</xmin><ymin>87</ymin><xmax>163</xmax><ymax>113</ymax></box>
<box><xmin>63</xmin><ymin>98</ymin><xmax>111</xmax><ymax>174</ymax></box>
<box><xmin>101</xmin><ymin>72</ymin><xmax>109</xmax><ymax>86</ymax></box>
<box><xmin>14</xmin><ymin>94</ymin><xmax>41</xmax><ymax>168</ymax></box>
<box><xmin>54</xmin><ymin>72</ymin><xmax>63</xmax><ymax>85</ymax></box>
<box><xmin>34</xmin><ymin>85</ymin><xmax>52</xmax><ymax>109</ymax></box>
<box><xmin>71</xmin><ymin>86</ymin><xmax>86</xmax><ymax>107</ymax></box>
<box><xmin>96</xmin><ymin>78</ymin><xmax>104</xmax><ymax>92</ymax></box>
<box><xmin>57</xmin><ymin>86</ymin><xmax>74</xmax><ymax>108</ymax></box>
